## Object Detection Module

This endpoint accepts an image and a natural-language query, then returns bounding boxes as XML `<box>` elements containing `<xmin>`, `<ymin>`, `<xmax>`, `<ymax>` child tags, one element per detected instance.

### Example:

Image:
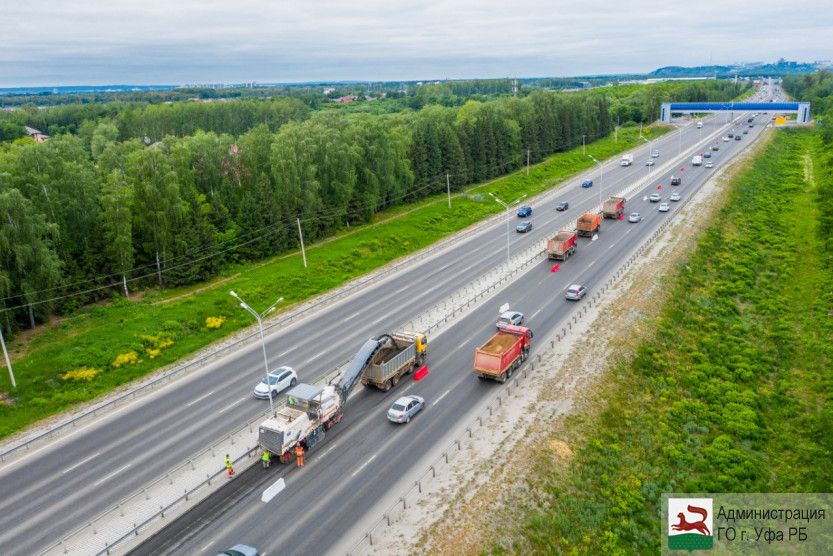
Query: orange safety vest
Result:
<box><xmin>294</xmin><ymin>445</ymin><xmax>304</xmax><ymax>456</ymax></box>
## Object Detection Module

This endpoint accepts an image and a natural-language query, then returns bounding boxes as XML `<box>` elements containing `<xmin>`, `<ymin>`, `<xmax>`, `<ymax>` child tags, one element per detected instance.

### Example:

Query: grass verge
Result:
<box><xmin>0</xmin><ymin>126</ymin><xmax>670</xmax><ymax>440</ymax></box>
<box><xmin>488</xmin><ymin>128</ymin><xmax>833</xmax><ymax>554</ymax></box>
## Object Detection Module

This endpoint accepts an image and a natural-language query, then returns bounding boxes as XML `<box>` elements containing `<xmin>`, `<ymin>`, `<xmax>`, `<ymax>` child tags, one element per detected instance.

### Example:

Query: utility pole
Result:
<box><xmin>446</xmin><ymin>174</ymin><xmax>451</xmax><ymax>208</ymax></box>
<box><xmin>155</xmin><ymin>250</ymin><xmax>163</xmax><ymax>287</ymax></box>
<box><xmin>0</xmin><ymin>326</ymin><xmax>15</xmax><ymax>388</ymax></box>
<box><xmin>122</xmin><ymin>275</ymin><xmax>129</xmax><ymax>297</ymax></box>
<box><xmin>582</xmin><ymin>135</ymin><xmax>586</xmax><ymax>155</ymax></box>
<box><xmin>488</xmin><ymin>193</ymin><xmax>527</xmax><ymax>266</ymax></box>
<box><xmin>526</xmin><ymin>150</ymin><xmax>530</xmax><ymax>176</ymax></box>
<box><xmin>296</xmin><ymin>218</ymin><xmax>307</xmax><ymax>268</ymax></box>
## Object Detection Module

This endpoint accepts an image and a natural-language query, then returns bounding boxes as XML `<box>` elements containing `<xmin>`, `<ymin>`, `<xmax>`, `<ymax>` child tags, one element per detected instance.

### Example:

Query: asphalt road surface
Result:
<box><xmin>132</xmin><ymin>110</ymin><xmax>773</xmax><ymax>553</ymax></box>
<box><xmin>0</xmin><ymin>88</ymin><xmax>775</xmax><ymax>555</ymax></box>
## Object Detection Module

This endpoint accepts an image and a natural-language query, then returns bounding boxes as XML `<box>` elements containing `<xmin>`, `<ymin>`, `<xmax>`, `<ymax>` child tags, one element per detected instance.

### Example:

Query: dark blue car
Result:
<box><xmin>581</xmin><ymin>179</ymin><xmax>593</xmax><ymax>188</ymax></box>
<box><xmin>516</xmin><ymin>205</ymin><xmax>532</xmax><ymax>217</ymax></box>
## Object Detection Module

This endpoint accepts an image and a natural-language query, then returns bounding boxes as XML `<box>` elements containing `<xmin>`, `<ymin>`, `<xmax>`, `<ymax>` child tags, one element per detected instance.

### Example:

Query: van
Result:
<box><xmin>696</xmin><ymin>121</ymin><xmax>703</xmax><ymax>129</ymax></box>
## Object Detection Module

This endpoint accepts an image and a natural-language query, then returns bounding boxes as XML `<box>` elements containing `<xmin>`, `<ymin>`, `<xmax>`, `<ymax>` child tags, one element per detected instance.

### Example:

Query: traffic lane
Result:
<box><xmin>170</xmin><ymin>147</ymin><xmax>707</xmax><ymax>554</ymax></box>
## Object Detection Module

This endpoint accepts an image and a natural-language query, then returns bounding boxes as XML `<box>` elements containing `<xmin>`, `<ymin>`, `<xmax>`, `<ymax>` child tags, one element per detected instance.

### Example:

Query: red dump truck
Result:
<box><xmin>547</xmin><ymin>230</ymin><xmax>578</xmax><ymax>260</ymax></box>
<box><xmin>473</xmin><ymin>325</ymin><xmax>533</xmax><ymax>383</ymax></box>
<box><xmin>602</xmin><ymin>196</ymin><xmax>625</xmax><ymax>219</ymax></box>
<box><xmin>576</xmin><ymin>213</ymin><xmax>601</xmax><ymax>237</ymax></box>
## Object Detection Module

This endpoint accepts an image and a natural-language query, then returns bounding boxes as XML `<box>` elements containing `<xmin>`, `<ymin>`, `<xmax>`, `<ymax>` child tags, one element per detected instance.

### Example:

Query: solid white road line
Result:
<box><xmin>350</xmin><ymin>454</ymin><xmax>377</xmax><ymax>478</ymax></box>
<box><xmin>217</xmin><ymin>397</ymin><xmax>246</xmax><ymax>415</ymax></box>
<box><xmin>530</xmin><ymin>308</ymin><xmax>542</xmax><ymax>320</ymax></box>
<box><xmin>93</xmin><ymin>463</ymin><xmax>131</xmax><ymax>487</ymax></box>
<box><xmin>186</xmin><ymin>390</ymin><xmax>216</xmax><ymax>408</ymax></box>
<box><xmin>432</xmin><ymin>389</ymin><xmax>451</xmax><ymax>407</ymax></box>
<box><xmin>61</xmin><ymin>451</ymin><xmax>102</xmax><ymax>475</ymax></box>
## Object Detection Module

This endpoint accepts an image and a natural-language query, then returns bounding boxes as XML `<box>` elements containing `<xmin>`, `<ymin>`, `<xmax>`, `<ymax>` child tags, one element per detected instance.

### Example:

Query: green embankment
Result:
<box><xmin>0</xmin><ymin>126</ymin><xmax>669</xmax><ymax>439</ymax></box>
<box><xmin>493</xmin><ymin>128</ymin><xmax>833</xmax><ymax>554</ymax></box>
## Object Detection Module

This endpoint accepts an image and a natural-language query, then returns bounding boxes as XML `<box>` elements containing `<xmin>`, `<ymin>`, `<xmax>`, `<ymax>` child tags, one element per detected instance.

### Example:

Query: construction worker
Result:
<box><xmin>261</xmin><ymin>450</ymin><xmax>271</xmax><ymax>469</ymax></box>
<box><xmin>294</xmin><ymin>444</ymin><xmax>305</xmax><ymax>467</ymax></box>
<box><xmin>224</xmin><ymin>454</ymin><xmax>234</xmax><ymax>477</ymax></box>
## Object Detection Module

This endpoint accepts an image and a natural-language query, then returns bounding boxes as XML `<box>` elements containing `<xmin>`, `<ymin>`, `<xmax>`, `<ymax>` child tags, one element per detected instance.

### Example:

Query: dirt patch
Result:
<box><xmin>370</xmin><ymin>130</ymin><xmax>777</xmax><ymax>556</ymax></box>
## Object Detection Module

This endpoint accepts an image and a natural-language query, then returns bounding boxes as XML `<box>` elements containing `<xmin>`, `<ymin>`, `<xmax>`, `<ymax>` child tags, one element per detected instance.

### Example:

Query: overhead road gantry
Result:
<box><xmin>660</xmin><ymin>102</ymin><xmax>811</xmax><ymax>124</ymax></box>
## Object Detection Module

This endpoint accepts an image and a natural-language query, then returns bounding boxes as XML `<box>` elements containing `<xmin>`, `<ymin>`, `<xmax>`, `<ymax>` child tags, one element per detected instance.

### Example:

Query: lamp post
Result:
<box><xmin>488</xmin><ymin>192</ymin><xmax>527</xmax><ymax>266</ymax></box>
<box><xmin>587</xmin><ymin>155</ymin><xmax>604</xmax><ymax>209</ymax></box>
<box><xmin>638</xmin><ymin>135</ymin><xmax>651</xmax><ymax>174</ymax></box>
<box><xmin>230</xmin><ymin>291</ymin><xmax>284</xmax><ymax>414</ymax></box>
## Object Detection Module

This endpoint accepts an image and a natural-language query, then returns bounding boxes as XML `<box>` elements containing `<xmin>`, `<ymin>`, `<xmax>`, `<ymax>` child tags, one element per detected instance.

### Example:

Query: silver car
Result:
<box><xmin>388</xmin><ymin>395</ymin><xmax>425</xmax><ymax>424</ymax></box>
<box><xmin>564</xmin><ymin>284</ymin><xmax>588</xmax><ymax>301</ymax></box>
<box><xmin>496</xmin><ymin>311</ymin><xmax>524</xmax><ymax>329</ymax></box>
<box><xmin>645</xmin><ymin>159</ymin><xmax>655</xmax><ymax>166</ymax></box>
<box><xmin>628</xmin><ymin>212</ymin><xmax>643</xmax><ymax>223</ymax></box>
<box><xmin>658</xmin><ymin>202</ymin><xmax>670</xmax><ymax>212</ymax></box>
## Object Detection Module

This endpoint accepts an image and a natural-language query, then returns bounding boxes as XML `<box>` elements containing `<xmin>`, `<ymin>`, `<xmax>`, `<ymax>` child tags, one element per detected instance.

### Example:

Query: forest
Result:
<box><xmin>0</xmin><ymin>80</ymin><xmax>749</xmax><ymax>335</ymax></box>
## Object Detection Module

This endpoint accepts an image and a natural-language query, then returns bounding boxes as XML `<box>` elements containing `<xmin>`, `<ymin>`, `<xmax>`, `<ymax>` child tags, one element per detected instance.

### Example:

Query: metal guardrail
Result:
<box><xmin>346</xmin><ymin>119</ymin><xmax>756</xmax><ymax>555</ymax></box>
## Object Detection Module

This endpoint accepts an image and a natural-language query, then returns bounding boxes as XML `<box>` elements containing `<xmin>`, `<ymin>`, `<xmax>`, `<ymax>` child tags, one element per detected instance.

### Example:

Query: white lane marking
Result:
<box><xmin>201</xmin><ymin>542</ymin><xmax>214</xmax><ymax>552</ymax></box>
<box><xmin>625</xmin><ymin>228</ymin><xmax>633</xmax><ymax>234</ymax></box>
<box><xmin>350</xmin><ymin>454</ymin><xmax>377</xmax><ymax>478</ymax></box>
<box><xmin>319</xmin><ymin>445</ymin><xmax>338</xmax><ymax>460</ymax></box>
<box><xmin>608</xmin><ymin>243</ymin><xmax>615</xmax><ymax>249</ymax></box>
<box><xmin>186</xmin><ymin>390</ymin><xmax>216</xmax><ymax>407</ymax></box>
<box><xmin>587</xmin><ymin>259</ymin><xmax>597</xmax><ymax>268</ymax></box>
<box><xmin>432</xmin><ymin>389</ymin><xmax>451</xmax><ymax>407</ymax></box>
<box><xmin>93</xmin><ymin>463</ymin><xmax>131</xmax><ymax>487</ymax></box>
<box><xmin>61</xmin><ymin>451</ymin><xmax>101</xmax><ymax>475</ymax></box>
<box><xmin>530</xmin><ymin>308</ymin><xmax>542</xmax><ymax>320</ymax></box>
<box><xmin>217</xmin><ymin>397</ymin><xmax>246</xmax><ymax>415</ymax></box>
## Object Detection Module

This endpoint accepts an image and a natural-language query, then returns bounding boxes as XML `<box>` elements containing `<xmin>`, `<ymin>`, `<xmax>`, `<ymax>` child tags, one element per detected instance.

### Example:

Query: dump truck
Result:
<box><xmin>576</xmin><ymin>212</ymin><xmax>601</xmax><ymax>237</ymax></box>
<box><xmin>602</xmin><ymin>196</ymin><xmax>625</xmax><ymax>219</ymax></box>
<box><xmin>474</xmin><ymin>325</ymin><xmax>533</xmax><ymax>383</ymax></box>
<box><xmin>620</xmin><ymin>153</ymin><xmax>634</xmax><ymax>166</ymax></box>
<box><xmin>258</xmin><ymin>334</ymin><xmax>388</xmax><ymax>463</ymax></box>
<box><xmin>547</xmin><ymin>230</ymin><xmax>578</xmax><ymax>260</ymax></box>
<box><xmin>361</xmin><ymin>332</ymin><xmax>427</xmax><ymax>391</ymax></box>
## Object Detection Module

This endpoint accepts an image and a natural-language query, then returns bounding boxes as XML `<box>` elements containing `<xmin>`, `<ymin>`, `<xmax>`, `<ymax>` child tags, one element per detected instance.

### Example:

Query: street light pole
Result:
<box><xmin>488</xmin><ymin>192</ymin><xmax>527</xmax><ymax>266</ymax></box>
<box><xmin>0</xmin><ymin>326</ymin><xmax>15</xmax><ymax>388</ymax></box>
<box><xmin>230</xmin><ymin>291</ymin><xmax>284</xmax><ymax>415</ymax></box>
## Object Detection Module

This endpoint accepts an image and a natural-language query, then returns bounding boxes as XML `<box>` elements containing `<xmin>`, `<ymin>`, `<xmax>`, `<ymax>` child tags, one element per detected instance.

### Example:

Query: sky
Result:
<box><xmin>1</xmin><ymin>0</ymin><xmax>832</xmax><ymax>87</ymax></box>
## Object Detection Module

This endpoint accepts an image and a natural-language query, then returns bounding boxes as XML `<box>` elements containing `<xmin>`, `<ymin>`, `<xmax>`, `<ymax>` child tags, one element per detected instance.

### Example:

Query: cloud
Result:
<box><xmin>1</xmin><ymin>0</ymin><xmax>831</xmax><ymax>86</ymax></box>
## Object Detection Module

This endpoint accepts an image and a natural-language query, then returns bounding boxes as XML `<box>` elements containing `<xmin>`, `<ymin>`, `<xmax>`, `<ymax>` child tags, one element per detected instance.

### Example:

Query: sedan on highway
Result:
<box><xmin>651</xmin><ymin>150</ymin><xmax>660</xmax><ymax>158</ymax></box>
<box><xmin>645</xmin><ymin>159</ymin><xmax>655</xmax><ymax>166</ymax></box>
<box><xmin>581</xmin><ymin>179</ymin><xmax>593</xmax><ymax>188</ymax></box>
<box><xmin>516</xmin><ymin>221</ymin><xmax>533</xmax><ymax>233</ymax></box>
<box><xmin>497</xmin><ymin>311</ymin><xmax>524</xmax><ymax>329</ymax></box>
<box><xmin>517</xmin><ymin>205</ymin><xmax>532</xmax><ymax>218</ymax></box>
<box><xmin>649</xmin><ymin>193</ymin><xmax>661</xmax><ymax>203</ymax></box>
<box><xmin>735</xmin><ymin>135</ymin><xmax>742</xmax><ymax>141</ymax></box>
<box><xmin>254</xmin><ymin>366</ymin><xmax>297</xmax><ymax>399</ymax></box>
<box><xmin>705</xmin><ymin>161</ymin><xmax>714</xmax><ymax>169</ymax></box>
<box><xmin>658</xmin><ymin>202</ymin><xmax>670</xmax><ymax>212</ymax></box>
<box><xmin>217</xmin><ymin>544</ymin><xmax>259</xmax><ymax>556</ymax></box>
<box><xmin>388</xmin><ymin>395</ymin><xmax>425</xmax><ymax>424</ymax></box>
<box><xmin>711</xmin><ymin>145</ymin><xmax>719</xmax><ymax>151</ymax></box>
<box><xmin>555</xmin><ymin>201</ymin><xmax>569</xmax><ymax>211</ymax></box>
<box><xmin>703</xmin><ymin>151</ymin><xmax>711</xmax><ymax>159</ymax></box>
<box><xmin>722</xmin><ymin>136</ymin><xmax>730</xmax><ymax>142</ymax></box>
<box><xmin>670</xmin><ymin>192</ymin><xmax>681</xmax><ymax>202</ymax></box>
<box><xmin>628</xmin><ymin>212</ymin><xmax>643</xmax><ymax>223</ymax></box>
<box><xmin>670</xmin><ymin>176</ymin><xmax>682</xmax><ymax>186</ymax></box>
<box><xmin>564</xmin><ymin>284</ymin><xmax>588</xmax><ymax>301</ymax></box>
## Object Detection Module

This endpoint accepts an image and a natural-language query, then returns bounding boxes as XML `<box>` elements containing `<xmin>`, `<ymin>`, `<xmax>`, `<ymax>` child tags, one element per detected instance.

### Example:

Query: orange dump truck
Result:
<box><xmin>547</xmin><ymin>230</ymin><xmax>578</xmax><ymax>260</ymax></box>
<box><xmin>473</xmin><ymin>325</ymin><xmax>533</xmax><ymax>383</ymax></box>
<box><xmin>576</xmin><ymin>213</ymin><xmax>601</xmax><ymax>237</ymax></box>
<box><xmin>602</xmin><ymin>196</ymin><xmax>625</xmax><ymax>219</ymax></box>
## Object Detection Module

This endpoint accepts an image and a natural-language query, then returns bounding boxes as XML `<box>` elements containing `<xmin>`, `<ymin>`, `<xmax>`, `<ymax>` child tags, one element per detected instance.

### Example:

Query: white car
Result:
<box><xmin>705</xmin><ymin>161</ymin><xmax>714</xmax><ymax>168</ymax></box>
<box><xmin>496</xmin><ymin>311</ymin><xmax>524</xmax><ymax>329</ymax></box>
<box><xmin>658</xmin><ymin>203</ymin><xmax>670</xmax><ymax>212</ymax></box>
<box><xmin>645</xmin><ymin>159</ymin><xmax>655</xmax><ymax>166</ymax></box>
<box><xmin>651</xmin><ymin>150</ymin><xmax>660</xmax><ymax>158</ymax></box>
<box><xmin>670</xmin><ymin>192</ymin><xmax>681</xmax><ymax>202</ymax></box>
<box><xmin>649</xmin><ymin>193</ymin><xmax>661</xmax><ymax>203</ymax></box>
<box><xmin>254</xmin><ymin>366</ymin><xmax>298</xmax><ymax>399</ymax></box>
<box><xmin>628</xmin><ymin>212</ymin><xmax>643</xmax><ymax>223</ymax></box>
<box><xmin>722</xmin><ymin>136</ymin><xmax>730</xmax><ymax>142</ymax></box>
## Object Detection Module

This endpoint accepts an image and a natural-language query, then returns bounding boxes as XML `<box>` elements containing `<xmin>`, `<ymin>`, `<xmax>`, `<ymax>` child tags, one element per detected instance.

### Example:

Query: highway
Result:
<box><xmin>0</xmin><ymin>88</ymin><xmax>773</xmax><ymax>555</ymax></box>
<box><xmin>131</xmin><ymin>101</ymin><xmax>773</xmax><ymax>552</ymax></box>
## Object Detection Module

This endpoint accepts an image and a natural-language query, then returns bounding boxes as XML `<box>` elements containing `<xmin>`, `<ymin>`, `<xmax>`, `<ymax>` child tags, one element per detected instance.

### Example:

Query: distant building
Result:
<box><xmin>333</xmin><ymin>95</ymin><xmax>357</xmax><ymax>103</ymax></box>
<box><xmin>24</xmin><ymin>126</ymin><xmax>49</xmax><ymax>142</ymax></box>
